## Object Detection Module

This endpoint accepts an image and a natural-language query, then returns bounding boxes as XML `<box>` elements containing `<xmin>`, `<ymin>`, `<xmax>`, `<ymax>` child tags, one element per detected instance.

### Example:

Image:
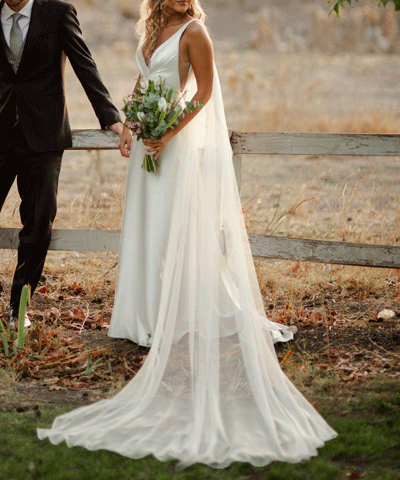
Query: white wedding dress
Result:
<box><xmin>38</xmin><ymin>20</ymin><xmax>336</xmax><ymax>468</ymax></box>
<box><xmin>108</xmin><ymin>20</ymin><xmax>293</xmax><ymax>347</ymax></box>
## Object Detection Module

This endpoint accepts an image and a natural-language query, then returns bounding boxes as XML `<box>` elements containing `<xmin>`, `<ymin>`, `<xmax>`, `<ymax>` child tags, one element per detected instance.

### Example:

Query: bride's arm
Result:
<box><xmin>119</xmin><ymin>75</ymin><xmax>142</xmax><ymax>157</ymax></box>
<box><xmin>143</xmin><ymin>23</ymin><xmax>213</xmax><ymax>160</ymax></box>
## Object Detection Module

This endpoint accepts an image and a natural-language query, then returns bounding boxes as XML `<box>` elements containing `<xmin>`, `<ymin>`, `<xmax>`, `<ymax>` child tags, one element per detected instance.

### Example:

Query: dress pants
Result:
<box><xmin>0</xmin><ymin>123</ymin><xmax>63</xmax><ymax>313</ymax></box>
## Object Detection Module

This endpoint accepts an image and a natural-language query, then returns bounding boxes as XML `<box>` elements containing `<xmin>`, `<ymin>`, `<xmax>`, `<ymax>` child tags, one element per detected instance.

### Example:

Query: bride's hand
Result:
<box><xmin>119</xmin><ymin>126</ymin><xmax>133</xmax><ymax>158</ymax></box>
<box><xmin>143</xmin><ymin>130</ymin><xmax>174</xmax><ymax>160</ymax></box>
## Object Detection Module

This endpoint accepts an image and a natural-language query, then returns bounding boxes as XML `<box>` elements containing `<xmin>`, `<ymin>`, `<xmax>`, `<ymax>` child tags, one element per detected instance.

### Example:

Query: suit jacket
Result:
<box><xmin>0</xmin><ymin>0</ymin><xmax>120</xmax><ymax>152</ymax></box>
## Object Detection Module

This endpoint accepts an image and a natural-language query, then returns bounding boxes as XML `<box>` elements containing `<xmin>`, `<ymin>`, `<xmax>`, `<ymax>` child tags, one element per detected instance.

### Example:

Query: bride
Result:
<box><xmin>108</xmin><ymin>0</ymin><xmax>295</xmax><ymax>347</ymax></box>
<box><xmin>38</xmin><ymin>0</ymin><xmax>336</xmax><ymax>468</ymax></box>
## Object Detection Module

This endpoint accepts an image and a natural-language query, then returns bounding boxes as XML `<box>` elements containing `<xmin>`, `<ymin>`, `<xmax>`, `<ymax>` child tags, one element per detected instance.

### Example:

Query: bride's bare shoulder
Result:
<box><xmin>183</xmin><ymin>20</ymin><xmax>212</xmax><ymax>49</ymax></box>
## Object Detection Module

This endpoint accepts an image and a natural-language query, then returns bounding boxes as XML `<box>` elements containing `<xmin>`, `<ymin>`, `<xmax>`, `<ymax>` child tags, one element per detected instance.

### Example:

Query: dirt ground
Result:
<box><xmin>1</xmin><ymin>271</ymin><xmax>399</xmax><ymax>411</ymax></box>
<box><xmin>1</xmin><ymin>0</ymin><xmax>400</xmax><ymax>409</ymax></box>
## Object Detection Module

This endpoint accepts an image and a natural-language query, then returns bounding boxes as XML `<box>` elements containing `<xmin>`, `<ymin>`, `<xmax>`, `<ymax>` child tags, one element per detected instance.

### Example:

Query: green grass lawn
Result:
<box><xmin>1</xmin><ymin>379</ymin><xmax>399</xmax><ymax>480</ymax></box>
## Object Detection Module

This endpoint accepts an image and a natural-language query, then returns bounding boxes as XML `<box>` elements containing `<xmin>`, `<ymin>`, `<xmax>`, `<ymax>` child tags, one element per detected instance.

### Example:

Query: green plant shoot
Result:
<box><xmin>18</xmin><ymin>284</ymin><xmax>31</xmax><ymax>350</ymax></box>
<box><xmin>84</xmin><ymin>354</ymin><xmax>102</xmax><ymax>376</ymax></box>
<box><xmin>0</xmin><ymin>320</ymin><xmax>9</xmax><ymax>358</ymax></box>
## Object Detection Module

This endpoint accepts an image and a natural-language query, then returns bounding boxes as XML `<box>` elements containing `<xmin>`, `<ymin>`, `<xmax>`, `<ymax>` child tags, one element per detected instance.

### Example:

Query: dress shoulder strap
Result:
<box><xmin>177</xmin><ymin>18</ymin><xmax>199</xmax><ymax>37</ymax></box>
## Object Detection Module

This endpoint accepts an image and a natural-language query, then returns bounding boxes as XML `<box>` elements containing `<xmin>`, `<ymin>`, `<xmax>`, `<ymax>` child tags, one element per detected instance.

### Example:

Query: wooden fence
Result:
<box><xmin>1</xmin><ymin>129</ymin><xmax>400</xmax><ymax>269</ymax></box>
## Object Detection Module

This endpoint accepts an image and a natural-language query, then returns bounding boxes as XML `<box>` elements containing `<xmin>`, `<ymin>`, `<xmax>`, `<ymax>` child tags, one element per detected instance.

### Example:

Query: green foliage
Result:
<box><xmin>122</xmin><ymin>77</ymin><xmax>202</xmax><ymax>146</ymax></box>
<box><xmin>165</xmin><ymin>108</ymin><xmax>182</xmax><ymax>129</ymax></box>
<box><xmin>84</xmin><ymin>355</ymin><xmax>102</xmax><ymax>376</ymax></box>
<box><xmin>18</xmin><ymin>285</ymin><xmax>30</xmax><ymax>350</ymax></box>
<box><xmin>0</xmin><ymin>321</ymin><xmax>9</xmax><ymax>358</ymax></box>
<box><xmin>0</xmin><ymin>284</ymin><xmax>30</xmax><ymax>356</ymax></box>
<box><xmin>327</xmin><ymin>0</ymin><xmax>400</xmax><ymax>15</ymax></box>
<box><xmin>122</xmin><ymin>75</ymin><xmax>204</xmax><ymax>172</ymax></box>
<box><xmin>143</xmin><ymin>92</ymin><xmax>160</xmax><ymax>110</ymax></box>
<box><xmin>166</xmin><ymin>88</ymin><xmax>173</xmax><ymax>103</ymax></box>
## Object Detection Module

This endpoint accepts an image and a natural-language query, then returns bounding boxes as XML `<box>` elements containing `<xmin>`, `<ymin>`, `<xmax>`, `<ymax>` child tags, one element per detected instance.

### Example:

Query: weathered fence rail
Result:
<box><xmin>1</xmin><ymin>129</ymin><xmax>400</xmax><ymax>268</ymax></box>
<box><xmin>70</xmin><ymin>129</ymin><xmax>400</xmax><ymax>156</ymax></box>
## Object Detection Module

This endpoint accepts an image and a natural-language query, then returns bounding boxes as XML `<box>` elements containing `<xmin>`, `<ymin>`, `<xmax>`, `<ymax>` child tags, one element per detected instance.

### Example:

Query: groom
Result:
<box><xmin>0</xmin><ymin>0</ymin><xmax>122</xmax><ymax>327</ymax></box>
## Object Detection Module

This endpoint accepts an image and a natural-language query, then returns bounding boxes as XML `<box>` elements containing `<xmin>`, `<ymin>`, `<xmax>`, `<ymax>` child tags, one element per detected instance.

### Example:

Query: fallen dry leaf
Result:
<box><xmin>280</xmin><ymin>349</ymin><xmax>294</xmax><ymax>367</ymax></box>
<box><xmin>72</xmin><ymin>308</ymin><xmax>86</xmax><ymax>320</ymax></box>
<box><xmin>43</xmin><ymin>377</ymin><xmax>60</xmax><ymax>385</ymax></box>
<box><xmin>346</xmin><ymin>471</ymin><xmax>366</xmax><ymax>479</ymax></box>
<box><xmin>70</xmin><ymin>282</ymin><xmax>83</xmax><ymax>294</ymax></box>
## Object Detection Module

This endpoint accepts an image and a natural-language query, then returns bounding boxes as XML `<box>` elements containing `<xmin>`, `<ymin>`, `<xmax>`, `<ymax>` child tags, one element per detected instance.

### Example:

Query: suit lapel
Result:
<box><xmin>0</xmin><ymin>0</ymin><xmax>15</xmax><ymax>76</ymax></box>
<box><xmin>19</xmin><ymin>0</ymin><xmax>48</xmax><ymax>65</ymax></box>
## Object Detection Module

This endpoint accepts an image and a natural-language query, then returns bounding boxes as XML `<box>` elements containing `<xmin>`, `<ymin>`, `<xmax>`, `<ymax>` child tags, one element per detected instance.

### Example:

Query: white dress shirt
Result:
<box><xmin>1</xmin><ymin>0</ymin><xmax>34</xmax><ymax>47</ymax></box>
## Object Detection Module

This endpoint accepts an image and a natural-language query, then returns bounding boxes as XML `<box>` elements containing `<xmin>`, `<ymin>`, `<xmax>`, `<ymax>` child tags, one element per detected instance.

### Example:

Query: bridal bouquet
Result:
<box><xmin>122</xmin><ymin>76</ymin><xmax>203</xmax><ymax>172</ymax></box>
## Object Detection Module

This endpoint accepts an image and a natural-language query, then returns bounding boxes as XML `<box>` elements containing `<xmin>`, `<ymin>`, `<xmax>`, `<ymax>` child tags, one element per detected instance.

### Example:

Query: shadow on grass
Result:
<box><xmin>0</xmin><ymin>378</ymin><xmax>399</xmax><ymax>480</ymax></box>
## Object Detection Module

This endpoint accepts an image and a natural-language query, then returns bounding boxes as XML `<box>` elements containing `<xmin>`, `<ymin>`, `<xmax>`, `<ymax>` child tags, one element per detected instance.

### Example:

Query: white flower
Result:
<box><xmin>157</xmin><ymin>97</ymin><xmax>168</xmax><ymax>112</ymax></box>
<box><xmin>139</xmin><ymin>79</ymin><xmax>149</xmax><ymax>91</ymax></box>
<box><xmin>152</xmin><ymin>75</ymin><xmax>162</xmax><ymax>89</ymax></box>
<box><xmin>137</xmin><ymin>111</ymin><xmax>146</xmax><ymax>123</ymax></box>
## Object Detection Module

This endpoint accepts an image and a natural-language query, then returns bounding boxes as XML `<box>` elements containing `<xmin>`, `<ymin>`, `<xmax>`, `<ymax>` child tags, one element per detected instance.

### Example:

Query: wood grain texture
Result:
<box><xmin>248</xmin><ymin>234</ymin><xmax>400</xmax><ymax>268</ymax></box>
<box><xmin>1</xmin><ymin>228</ymin><xmax>399</xmax><ymax>268</ymax></box>
<box><xmin>71</xmin><ymin>129</ymin><xmax>400</xmax><ymax>156</ymax></box>
<box><xmin>229</xmin><ymin>131</ymin><xmax>400</xmax><ymax>156</ymax></box>
<box><xmin>71</xmin><ymin>129</ymin><xmax>120</xmax><ymax>150</ymax></box>
<box><xmin>0</xmin><ymin>228</ymin><xmax>121</xmax><ymax>252</ymax></box>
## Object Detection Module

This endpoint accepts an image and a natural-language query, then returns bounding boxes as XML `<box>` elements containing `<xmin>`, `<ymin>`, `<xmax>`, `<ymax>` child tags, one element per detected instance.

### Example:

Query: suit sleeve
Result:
<box><xmin>61</xmin><ymin>5</ymin><xmax>121</xmax><ymax>128</ymax></box>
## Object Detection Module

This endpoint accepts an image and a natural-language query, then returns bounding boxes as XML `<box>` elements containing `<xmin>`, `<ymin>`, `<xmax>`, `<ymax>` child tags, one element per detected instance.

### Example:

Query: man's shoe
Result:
<box><xmin>9</xmin><ymin>308</ymin><xmax>31</xmax><ymax>329</ymax></box>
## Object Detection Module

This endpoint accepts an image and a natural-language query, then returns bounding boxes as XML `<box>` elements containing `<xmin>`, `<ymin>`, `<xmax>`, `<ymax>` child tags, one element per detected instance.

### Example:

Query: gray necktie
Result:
<box><xmin>10</xmin><ymin>13</ymin><xmax>24</xmax><ymax>69</ymax></box>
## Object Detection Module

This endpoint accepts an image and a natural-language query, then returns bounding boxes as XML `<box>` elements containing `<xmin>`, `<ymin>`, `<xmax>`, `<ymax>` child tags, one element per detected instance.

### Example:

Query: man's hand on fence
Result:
<box><xmin>119</xmin><ymin>126</ymin><xmax>133</xmax><ymax>158</ymax></box>
<box><xmin>108</xmin><ymin>122</ymin><xmax>124</xmax><ymax>136</ymax></box>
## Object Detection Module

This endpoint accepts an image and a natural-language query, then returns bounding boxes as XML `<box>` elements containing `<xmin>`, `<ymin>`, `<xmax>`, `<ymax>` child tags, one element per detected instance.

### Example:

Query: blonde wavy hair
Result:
<box><xmin>137</xmin><ymin>0</ymin><xmax>206</xmax><ymax>58</ymax></box>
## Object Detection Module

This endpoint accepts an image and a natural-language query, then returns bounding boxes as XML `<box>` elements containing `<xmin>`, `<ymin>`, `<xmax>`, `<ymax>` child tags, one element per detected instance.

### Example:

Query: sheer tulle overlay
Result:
<box><xmin>38</xmin><ymin>20</ymin><xmax>336</xmax><ymax>468</ymax></box>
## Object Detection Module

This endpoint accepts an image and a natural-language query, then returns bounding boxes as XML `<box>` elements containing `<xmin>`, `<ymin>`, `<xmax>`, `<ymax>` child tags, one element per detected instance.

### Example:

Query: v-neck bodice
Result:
<box><xmin>136</xmin><ymin>19</ymin><xmax>197</xmax><ymax>92</ymax></box>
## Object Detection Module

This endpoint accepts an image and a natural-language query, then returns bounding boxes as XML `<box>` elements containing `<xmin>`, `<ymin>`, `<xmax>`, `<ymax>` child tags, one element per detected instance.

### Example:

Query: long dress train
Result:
<box><xmin>38</xmin><ymin>20</ymin><xmax>336</xmax><ymax>468</ymax></box>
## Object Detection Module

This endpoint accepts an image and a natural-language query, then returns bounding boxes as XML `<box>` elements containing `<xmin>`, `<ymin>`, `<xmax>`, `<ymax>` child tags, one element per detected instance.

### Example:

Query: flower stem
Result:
<box><xmin>142</xmin><ymin>153</ymin><xmax>158</xmax><ymax>173</ymax></box>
